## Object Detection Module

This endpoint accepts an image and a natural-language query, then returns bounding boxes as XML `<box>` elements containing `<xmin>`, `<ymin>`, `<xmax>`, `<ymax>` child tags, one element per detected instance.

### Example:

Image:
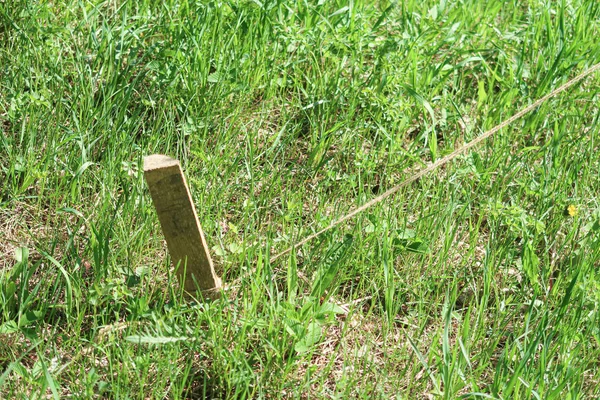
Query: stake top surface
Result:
<box><xmin>144</xmin><ymin>154</ymin><xmax>179</xmax><ymax>171</ymax></box>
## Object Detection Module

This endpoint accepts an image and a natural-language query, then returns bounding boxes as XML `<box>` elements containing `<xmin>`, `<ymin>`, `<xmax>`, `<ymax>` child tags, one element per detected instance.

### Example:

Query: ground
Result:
<box><xmin>1</xmin><ymin>0</ymin><xmax>600</xmax><ymax>398</ymax></box>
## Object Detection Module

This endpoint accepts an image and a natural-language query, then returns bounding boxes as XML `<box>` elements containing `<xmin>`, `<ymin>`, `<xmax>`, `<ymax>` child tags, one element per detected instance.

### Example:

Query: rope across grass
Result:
<box><xmin>270</xmin><ymin>62</ymin><xmax>600</xmax><ymax>263</ymax></box>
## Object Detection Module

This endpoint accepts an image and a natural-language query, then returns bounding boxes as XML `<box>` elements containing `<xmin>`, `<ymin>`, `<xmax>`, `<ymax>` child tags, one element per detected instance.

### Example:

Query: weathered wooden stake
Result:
<box><xmin>143</xmin><ymin>154</ymin><xmax>221</xmax><ymax>298</ymax></box>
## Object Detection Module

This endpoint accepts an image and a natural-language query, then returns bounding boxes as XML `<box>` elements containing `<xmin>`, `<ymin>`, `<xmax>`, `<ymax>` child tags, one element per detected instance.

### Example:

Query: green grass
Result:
<box><xmin>1</xmin><ymin>0</ymin><xmax>600</xmax><ymax>398</ymax></box>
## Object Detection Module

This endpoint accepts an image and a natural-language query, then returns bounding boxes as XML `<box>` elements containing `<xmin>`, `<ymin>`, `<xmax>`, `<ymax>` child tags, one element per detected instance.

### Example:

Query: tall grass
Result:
<box><xmin>1</xmin><ymin>0</ymin><xmax>600</xmax><ymax>398</ymax></box>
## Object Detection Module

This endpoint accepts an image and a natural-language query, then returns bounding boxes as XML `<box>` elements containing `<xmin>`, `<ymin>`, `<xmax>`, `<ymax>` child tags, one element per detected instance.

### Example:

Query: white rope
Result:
<box><xmin>270</xmin><ymin>62</ymin><xmax>600</xmax><ymax>263</ymax></box>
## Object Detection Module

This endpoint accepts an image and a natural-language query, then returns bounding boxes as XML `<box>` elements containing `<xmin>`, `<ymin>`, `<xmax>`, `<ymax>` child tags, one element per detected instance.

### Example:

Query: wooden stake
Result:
<box><xmin>143</xmin><ymin>154</ymin><xmax>221</xmax><ymax>298</ymax></box>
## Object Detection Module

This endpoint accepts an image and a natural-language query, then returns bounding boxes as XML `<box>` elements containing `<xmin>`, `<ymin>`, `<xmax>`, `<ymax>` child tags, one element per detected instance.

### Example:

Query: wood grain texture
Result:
<box><xmin>144</xmin><ymin>154</ymin><xmax>221</xmax><ymax>298</ymax></box>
